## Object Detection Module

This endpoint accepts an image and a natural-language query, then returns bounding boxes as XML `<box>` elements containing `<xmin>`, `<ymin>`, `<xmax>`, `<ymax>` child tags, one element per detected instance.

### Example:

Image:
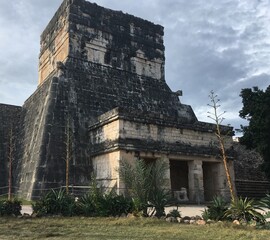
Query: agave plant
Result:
<box><xmin>103</xmin><ymin>192</ymin><xmax>133</xmax><ymax>216</ymax></box>
<box><xmin>260</xmin><ymin>194</ymin><xmax>270</xmax><ymax>209</ymax></box>
<box><xmin>149</xmin><ymin>188</ymin><xmax>170</xmax><ymax>217</ymax></box>
<box><xmin>32</xmin><ymin>188</ymin><xmax>76</xmax><ymax>216</ymax></box>
<box><xmin>167</xmin><ymin>209</ymin><xmax>181</xmax><ymax>218</ymax></box>
<box><xmin>204</xmin><ymin>195</ymin><xmax>228</xmax><ymax>221</ymax></box>
<box><xmin>77</xmin><ymin>193</ymin><xmax>96</xmax><ymax>216</ymax></box>
<box><xmin>225</xmin><ymin>197</ymin><xmax>265</xmax><ymax>223</ymax></box>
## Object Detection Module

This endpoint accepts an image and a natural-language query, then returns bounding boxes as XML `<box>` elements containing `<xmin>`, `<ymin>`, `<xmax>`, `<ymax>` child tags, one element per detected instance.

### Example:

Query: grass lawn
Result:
<box><xmin>0</xmin><ymin>217</ymin><xmax>269</xmax><ymax>240</ymax></box>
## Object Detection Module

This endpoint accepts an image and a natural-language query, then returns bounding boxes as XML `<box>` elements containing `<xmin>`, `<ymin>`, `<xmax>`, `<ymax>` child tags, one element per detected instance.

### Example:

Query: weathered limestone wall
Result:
<box><xmin>92</xmin><ymin>151</ymin><xmax>120</xmax><ymax>189</ymax></box>
<box><xmin>67</xmin><ymin>0</ymin><xmax>164</xmax><ymax>80</ymax></box>
<box><xmin>89</xmin><ymin>109</ymin><xmax>233</xmax><ymax>157</ymax></box>
<box><xmin>38</xmin><ymin>0</ymin><xmax>70</xmax><ymax>84</ymax></box>
<box><xmin>17</xmin><ymin>74</ymin><xmax>95</xmax><ymax>199</ymax></box>
<box><xmin>0</xmin><ymin>104</ymin><xmax>21</xmax><ymax>194</ymax></box>
<box><xmin>16</xmin><ymin>78</ymin><xmax>64</xmax><ymax>199</ymax></box>
<box><xmin>63</xmin><ymin>0</ymin><xmax>196</xmax><ymax>124</ymax></box>
<box><xmin>119</xmin><ymin>119</ymin><xmax>233</xmax><ymax>148</ymax></box>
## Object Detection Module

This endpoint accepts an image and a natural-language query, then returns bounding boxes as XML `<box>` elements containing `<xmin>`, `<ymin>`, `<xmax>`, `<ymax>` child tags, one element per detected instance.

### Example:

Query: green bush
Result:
<box><xmin>77</xmin><ymin>187</ymin><xmax>133</xmax><ymax>217</ymax></box>
<box><xmin>119</xmin><ymin>158</ymin><xmax>169</xmax><ymax>217</ymax></box>
<box><xmin>225</xmin><ymin>197</ymin><xmax>265</xmax><ymax>223</ymax></box>
<box><xmin>0</xmin><ymin>199</ymin><xmax>22</xmax><ymax>216</ymax></box>
<box><xmin>201</xmin><ymin>208</ymin><xmax>211</xmax><ymax>221</ymax></box>
<box><xmin>167</xmin><ymin>209</ymin><xmax>181</xmax><ymax>218</ymax></box>
<box><xmin>149</xmin><ymin>188</ymin><xmax>170</xmax><ymax>218</ymax></box>
<box><xmin>204</xmin><ymin>196</ymin><xmax>228</xmax><ymax>221</ymax></box>
<box><xmin>260</xmin><ymin>194</ymin><xmax>270</xmax><ymax>209</ymax></box>
<box><xmin>32</xmin><ymin>185</ymin><xmax>133</xmax><ymax>217</ymax></box>
<box><xmin>103</xmin><ymin>192</ymin><xmax>133</xmax><ymax>216</ymax></box>
<box><xmin>76</xmin><ymin>193</ymin><xmax>96</xmax><ymax>216</ymax></box>
<box><xmin>32</xmin><ymin>188</ymin><xmax>76</xmax><ymax>216</ymax></box>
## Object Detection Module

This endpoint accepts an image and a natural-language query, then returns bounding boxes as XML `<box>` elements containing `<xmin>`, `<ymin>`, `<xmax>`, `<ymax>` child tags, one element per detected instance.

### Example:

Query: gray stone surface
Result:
<box><xmin>0</xmin><ymin>104</ymin><xmax>21</xmax><ymax>195</ymax></box>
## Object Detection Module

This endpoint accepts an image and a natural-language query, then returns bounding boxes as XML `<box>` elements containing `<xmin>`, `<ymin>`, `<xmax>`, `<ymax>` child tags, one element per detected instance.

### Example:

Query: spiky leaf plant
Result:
<box><xmin>225</xmin><ymin>197</ymin><xmax>265</xmax><ymax>223</ymax></box>
<box><xmin>119</xmin><ymin>158</ymin><xmax>169</xmax><ymax>217</ymax></box>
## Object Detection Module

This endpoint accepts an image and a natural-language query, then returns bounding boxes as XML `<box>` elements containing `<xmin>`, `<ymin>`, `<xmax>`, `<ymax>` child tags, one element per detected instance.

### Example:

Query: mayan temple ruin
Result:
<box><xmin>0</xmin><ymin>0</ymin><xmax>235</xmax><ymax>201</ymax></box>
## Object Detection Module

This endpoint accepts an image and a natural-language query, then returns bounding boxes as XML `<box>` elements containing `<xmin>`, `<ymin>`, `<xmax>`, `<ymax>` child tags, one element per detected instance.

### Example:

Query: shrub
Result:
<box><xmin>225</xmin><ymin>197</ymin><xmax>265</xmax><ymax>223</ymax></box>
<box><xmin>76</xmin><ymin>193</ymin><xmax>96</xmax><ymax>216</ymax></box>
<box><xmin>204</xmin><ymin>196</ymin><xmax>228</xmax><ymax>221</ymax></box>
<box><xmin>119</xmin><ymin>158</ymin><xmax>169</xmax><ymax>217</ymax></box>
<box><xmin>32</xmin><ymin>188</ymin><xmax>76</xmax><ymax>216</ymax></box>
<box><xmin>260</xmin><ymin>194</ymin><xmax>270</xmax><ymax>209</ymax></box>
<box><xmin>201</xmin><ymin>208</ymin><xmax>211</xmax><ymax>221</ymax></box>
<box><xmin>0</xmin><ymin>199</ymin><xmax>22</xmax><ymax>216</ymax></box>
<box><xmin>149</xmin><ymin>188</ymin><xmax>170</xmax><ymax>218</ymax></box>
<box><xmin>103</xmin><ymin>192</ymin><xmax>133</xmax><ymax>217</ymax></box>
<box><xmin>77</xmin><ymin>178</ymin><xmax>133</xmax><ymax>217</ymax></box>
<box><xmin>167</xmin><ymin>209</ymin><xmax>181</xmax><ymax>218</ymax></box>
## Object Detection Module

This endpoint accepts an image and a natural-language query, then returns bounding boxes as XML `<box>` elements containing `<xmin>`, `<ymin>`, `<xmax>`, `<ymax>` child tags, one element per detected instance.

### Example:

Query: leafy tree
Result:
<box><xmin>239</xmin><ymin>86</ymin><xmax>270</xmax><ymax>178</ymax></box>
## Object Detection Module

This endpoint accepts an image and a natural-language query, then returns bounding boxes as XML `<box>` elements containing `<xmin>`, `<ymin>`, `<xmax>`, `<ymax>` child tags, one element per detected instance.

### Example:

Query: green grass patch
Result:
<box><xmin>0</xmin><ymin>217</ymin><xmax>269</xmax><ymax>240</ymax></box>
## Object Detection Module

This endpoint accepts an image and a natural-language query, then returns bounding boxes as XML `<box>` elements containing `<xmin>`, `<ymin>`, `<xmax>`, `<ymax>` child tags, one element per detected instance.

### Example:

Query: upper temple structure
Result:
<box><xmin>0</xmin><ymin>0</ymin><xmax>235</xmax><ymax>201</ymax></box>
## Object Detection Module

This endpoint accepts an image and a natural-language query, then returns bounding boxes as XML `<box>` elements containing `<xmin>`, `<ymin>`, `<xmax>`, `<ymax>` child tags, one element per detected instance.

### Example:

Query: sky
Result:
<box><xmin>0</xmin><ymin>0</ymin><xmax>269</xmax><ymax>134</ymax></box>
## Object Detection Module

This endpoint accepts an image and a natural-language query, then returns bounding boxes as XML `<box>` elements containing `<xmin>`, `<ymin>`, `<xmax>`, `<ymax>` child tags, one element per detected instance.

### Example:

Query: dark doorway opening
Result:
<box><xmin>203</xmin><ymin>162</ymin><xmax>219</xmax><ymax>201</ymax></box>
<box><xmin>170</xmin><ymin>160</ymin><xmax>189</xmax><ymax>193</ymax></box>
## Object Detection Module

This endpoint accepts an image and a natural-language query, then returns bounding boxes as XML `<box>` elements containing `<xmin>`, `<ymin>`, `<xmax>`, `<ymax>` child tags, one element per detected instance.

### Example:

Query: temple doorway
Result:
<box><xmin>170</xmin><ymin>160</ymin><xmax>189</xmax><ymax>199</ymax></box>
<box><xmin>203</xmin><ymin>162</ymin><xmax>219</xmax><ymax>201</ymax></box>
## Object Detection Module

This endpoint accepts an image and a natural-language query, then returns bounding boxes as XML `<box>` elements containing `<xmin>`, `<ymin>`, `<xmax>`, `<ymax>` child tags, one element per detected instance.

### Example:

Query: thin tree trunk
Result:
<box><xmin>66</xmin><ymin>138</ymin><xmax>70</xmax><ymax>194</ymax></box>
<box><xmin>216</xmin><ymin>124</ymin><xmax>236</xmax><ymax>201</ymax></box>
<box><xmin>8</xmin><ymin>128</ymin><xmax>14</xmax><ymax>201</ymax></box>
<box><xmin>65</xmin><ymin>117</ymin><xmax>72</xmax><ymax>194</ymax></box>
<box><xmin>208</xmin><ymin>91</ymin><xmax>236</xmax><ymax>201</ymax></box>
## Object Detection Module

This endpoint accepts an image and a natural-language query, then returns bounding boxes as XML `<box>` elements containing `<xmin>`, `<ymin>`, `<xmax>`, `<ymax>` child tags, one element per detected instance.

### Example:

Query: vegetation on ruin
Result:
<box><xmin>1</xmin><ymin>217</ymin><xmax>270</xmax><ymax>240</ymax></box>
<box><xmin>239</xmin><ymin>86</ymin><xmax>270</xmax><ymax>179</ymax></box>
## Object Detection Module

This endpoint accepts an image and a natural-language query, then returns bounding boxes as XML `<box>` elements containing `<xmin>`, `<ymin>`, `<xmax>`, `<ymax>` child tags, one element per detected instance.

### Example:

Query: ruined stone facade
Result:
<box><xmin>0</xmin><ymin>0</ymin><xmax>234</xmax><ymax>201</ymax></box>
<box><xmin>0</xmin><ymin>104</ymin><xmax>21</xmax><ymax>195</ymax></box>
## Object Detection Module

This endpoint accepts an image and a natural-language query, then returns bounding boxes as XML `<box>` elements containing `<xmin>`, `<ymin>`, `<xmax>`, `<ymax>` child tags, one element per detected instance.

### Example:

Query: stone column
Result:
<box><xmin>188</xmin><ymin>160</ymin><xmax>204</xmax><ymax>203</ymax></box>
<box><xmin>160</xmin><ymin>155</ymin><xmax>171</xmax><ymax>190</ymax></box>
<box><xmin>216</xmin><ymin>161</ymin><xmax>235</xmax><ymax>202</ymax></box>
